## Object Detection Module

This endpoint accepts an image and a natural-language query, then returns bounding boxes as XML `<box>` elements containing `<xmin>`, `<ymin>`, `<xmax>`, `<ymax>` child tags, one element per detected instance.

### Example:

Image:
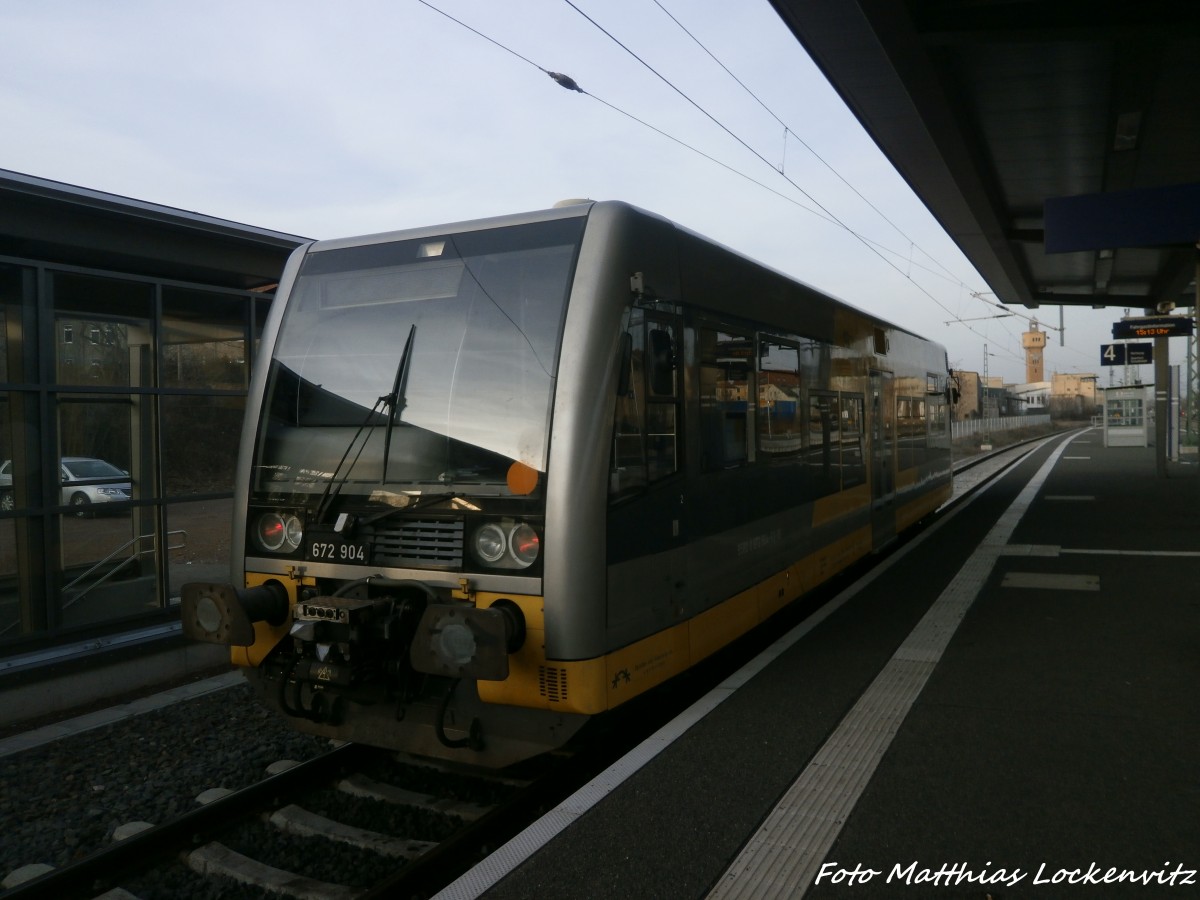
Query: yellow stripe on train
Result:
<box><xmin>479</xmin><ymin>525</ymin><xmax>875</xmax><ymax>716</ymax></box>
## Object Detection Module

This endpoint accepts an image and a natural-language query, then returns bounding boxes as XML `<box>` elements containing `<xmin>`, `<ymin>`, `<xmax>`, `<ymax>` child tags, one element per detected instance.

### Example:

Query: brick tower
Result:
<box><xmin>1022</xmin><ymin>321</ymin><xmax>1046</xmax><ymax>383</ymax></box>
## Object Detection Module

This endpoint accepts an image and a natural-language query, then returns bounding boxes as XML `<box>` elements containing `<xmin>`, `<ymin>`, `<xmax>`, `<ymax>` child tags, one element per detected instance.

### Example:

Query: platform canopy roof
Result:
<box><xmin>768</xmin><ymin>0</ymin><xmax>1200</xmax><ymax>311</ymax></box>
<box><xmin>0</xmin><ymin>169</ymin><xmax>308</xmax><ymax>291</ymax></box>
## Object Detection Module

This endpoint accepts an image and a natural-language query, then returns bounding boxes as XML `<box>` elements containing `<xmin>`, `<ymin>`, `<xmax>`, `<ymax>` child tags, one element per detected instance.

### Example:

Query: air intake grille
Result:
<box><xmin>368</xmin><ymin>518</ymin><xmax>463</xmax><ymax>569</ymax></box>
<box><xmin>538</xmin><ymin>666</ymin><xmax>568</xmax><ymax>703</ymax></box>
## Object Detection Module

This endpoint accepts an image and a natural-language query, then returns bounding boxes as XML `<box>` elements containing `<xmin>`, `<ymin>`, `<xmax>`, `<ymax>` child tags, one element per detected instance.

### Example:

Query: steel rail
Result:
<box><xmin>3</xmin><ymin>741</ymin><xmax>373</xmax><ymax>900</ymax></box>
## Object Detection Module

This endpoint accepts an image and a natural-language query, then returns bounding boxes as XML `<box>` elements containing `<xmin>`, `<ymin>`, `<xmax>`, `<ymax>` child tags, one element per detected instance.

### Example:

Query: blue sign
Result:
<box><xmin>1101</xmin><ymin>343</ymin><xmax>1153</xmax><ymax>366</ymax></box>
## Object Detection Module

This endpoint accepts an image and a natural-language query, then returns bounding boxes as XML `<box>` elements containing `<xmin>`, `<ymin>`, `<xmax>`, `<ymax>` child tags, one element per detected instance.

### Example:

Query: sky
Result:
<box><xmin>0</xmin><ymin>0</ymin><xmax>1174</xmax><ymax>386</ymax></box>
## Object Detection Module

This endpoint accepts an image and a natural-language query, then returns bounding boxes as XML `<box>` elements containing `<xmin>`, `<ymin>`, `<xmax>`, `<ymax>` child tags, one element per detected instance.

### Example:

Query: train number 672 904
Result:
<box><xmin>307</xmin><ymin>540</ymin><xmax>368</xmax><ymax>563</ymax></box>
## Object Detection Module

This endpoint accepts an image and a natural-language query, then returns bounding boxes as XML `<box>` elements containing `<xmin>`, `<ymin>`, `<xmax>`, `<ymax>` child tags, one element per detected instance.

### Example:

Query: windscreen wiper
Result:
<box><xmin>380</xmin><ymin>323</ymin><xmax>416</xmax><ymax>485</ymax></box>
<box><xmin>313</xmin><ymin>395</ymin><xmax>388</xmax><ymax>525</ymax></box>
<box><xmin>314</xmin><ymin>323</ymin><xmax>416</xmax><ymax>524</ymax></box>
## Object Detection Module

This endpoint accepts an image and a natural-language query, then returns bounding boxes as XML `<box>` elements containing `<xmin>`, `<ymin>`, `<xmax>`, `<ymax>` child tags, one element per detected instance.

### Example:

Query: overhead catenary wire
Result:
<box><xmin>416</xmin><ymin>0</ymin><xmax>1058</xmax><ymax>356</ymax></box>
<box><xmin>557</xmin><ymin>0</ymin><xmax>1051</xmax><ymax>343</ymax></box>
<box><xmin>414</xmin><ymin>1</ymin><xmax>847</xmax><ymax>228</ymax></box>
<box><xmin>647</xmin><ymin>5</ymin><xmax>1080</xmax><ymax>357</ymax></box>
<box><xmin>650</xmin><ymin>0</ymin><xmax>968</xmax><ymax>292</ymax></box>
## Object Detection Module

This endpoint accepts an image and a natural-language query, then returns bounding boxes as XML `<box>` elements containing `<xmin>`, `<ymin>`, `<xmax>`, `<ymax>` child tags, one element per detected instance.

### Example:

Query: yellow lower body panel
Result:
<box><xmin>483</xmin><ymin>524</ymin><xmax>877</xmax><ymax>717</ymax></box>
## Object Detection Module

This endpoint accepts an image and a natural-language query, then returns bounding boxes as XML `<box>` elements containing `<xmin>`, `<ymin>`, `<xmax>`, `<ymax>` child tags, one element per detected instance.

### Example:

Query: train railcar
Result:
<box><xmin>181</xmin><ymin>200</ymin><xmax>953</xmax><ymax>767</ymax></box>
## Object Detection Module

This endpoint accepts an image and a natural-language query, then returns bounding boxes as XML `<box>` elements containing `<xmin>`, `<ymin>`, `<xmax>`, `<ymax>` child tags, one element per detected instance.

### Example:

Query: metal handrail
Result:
<box><xmin>62</xmin><ymin>529</ymin><xmax>188</xmax><ymax>608</ymax></box>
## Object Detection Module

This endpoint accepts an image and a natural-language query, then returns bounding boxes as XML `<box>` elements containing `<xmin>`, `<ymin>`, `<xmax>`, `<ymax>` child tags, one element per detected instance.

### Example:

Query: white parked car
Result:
<box><xmin>0</xmin><ymin>457</ymin><xmax>131</xmax><ymax>514</ymax></box>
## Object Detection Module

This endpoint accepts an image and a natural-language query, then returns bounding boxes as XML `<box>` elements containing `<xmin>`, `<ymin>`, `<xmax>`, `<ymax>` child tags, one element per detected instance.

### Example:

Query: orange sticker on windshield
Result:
<box><xmin>506</xmin><ymin>462</ymin><xmax>539</xmax><ymax>495</ymax></box>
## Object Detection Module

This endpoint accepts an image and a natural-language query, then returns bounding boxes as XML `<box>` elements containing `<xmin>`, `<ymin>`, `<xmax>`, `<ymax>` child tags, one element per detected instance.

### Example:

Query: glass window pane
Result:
<box><xmin>57</xmin><ymin>396</ymin><xmax>136</xmax><ymax>506</ymax></box>
<box><xmin>0</xmin><ymin>392</ymin><xmax>11</xmax><ymax>512</ymax></box>
<box><xmin>59</xmin><ymin>509</ymin><xmax>158</xmax><ymax>628</ymax></box>
<box><xmin>0</xmin><ymin>517</ymin><xmax>18</xmax><ymax>641</ymax></box>
<box><xmin>647</xmin><ymin>403</ymin><xmax>676</xmax><ymax>481</ymax></box>
<box><xmin>0</xmin><ymin>264</ymin><xmax>21</xmax><ymax>382</ymax></box>
<box><xmin>646</xmin><ymin>323</ymin><xmax>678</xmax><ymax>399</ymax></box>
<box><xmin>52</xmin><ymin>273</ymin><xmax>154</xmax><ymax>389</ymax></box>
<box><xmin>758</xmin><ymin>339</ymin><xmax>801</xmax><ymax>457</ymax></box>
<box><xmin>700</xmin><ymin>329</ymin><xmax>750</xmax><ymax>471</ymax></box>
<box><xmin>165</xmin><ymin>499</ymin><xmax>233</xmax><ymax>601</ymax></box>
<box><xmin>163</xmin><ymin>289</ymin><xmax>249</xmax><ymax>389</ymax></box>
<box><xmin>162</xmin><ymin>395</ymin><xmax>244</xmax><ymax>495</ymax></box>
<box><xmin>807</xmin><ymin>392</ymin><xmax>839</xmax><ymax>496</ymax></box>
<box><xmin>610</xmin><ymin>310</ymin><xmax>646</xmax><ymax>500</ymax></box>
<box><xmin>840</xmin><ymin>394</ymin><xmax>866</xmax><ymax>488</ymax></box>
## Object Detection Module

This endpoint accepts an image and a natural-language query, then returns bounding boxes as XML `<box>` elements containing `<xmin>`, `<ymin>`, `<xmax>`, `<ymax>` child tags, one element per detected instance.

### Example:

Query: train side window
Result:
<box><xmin>895</xmin><ymin>397</ymin><xmax>910</xmax><ymax>470</ymax></box>
<box><xmin>896</xmin><ymin>396</ymin><xmax>927</xmax><ymax>469</ymax></box>
<box><xmin>807</xmin><ymin>390</ymin><xmax>840</xmax><ymax>495</ymax></box>
<box><xmin>645</xmin><ymin>320</ymin><xmax>678</xmax><ymax>480</ymax></box>
<box><xmin>609</xmin><ymin>312</ymin><xmax>679</xmax><ymax>501</ymax></box>
<box><xmin>840</xmin><ymin>393</ymin><xmax>866</xmax><ymax>488</ymax></box>
<box><xmin>648</xmin><ymin>328</ymin><xmax>676</xmax><ymax>397</ymax></box>
<box><xmin>927</xmin><ymin>396</ymin><xmax>949</xmax><ymax>460</ymax></box>
<box><xmin>699</xmin><ymin>327</ymin><xmax>751</xmax><ymax>471</ymax></box>
<box><xmin>914</xmin><ymin>398</ymin><xmax>928</xmax><ymax>466</ymax></box>
<box><xmin>757</xmin><ymin>338</ymin><xmax>801</xmax><ymax>459</ymax></box>
<box><xmin>610</xmin><ymin>311</ymin><xmax>647</xmax><ymax>500</ymax></box>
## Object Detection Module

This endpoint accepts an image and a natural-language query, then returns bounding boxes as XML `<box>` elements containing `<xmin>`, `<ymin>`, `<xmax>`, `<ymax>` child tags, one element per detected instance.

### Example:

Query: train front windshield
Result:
<box><xmin>251</xmin><ymin>218</ymin><xmax>584</xmax><ymax>507</ymax></box>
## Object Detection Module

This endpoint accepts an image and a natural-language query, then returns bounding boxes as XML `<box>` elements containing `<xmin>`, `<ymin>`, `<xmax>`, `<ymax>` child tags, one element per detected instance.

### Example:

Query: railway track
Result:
<box><xmin>1</xmin><ymin>739</ymin><xmax>560</xmax><ymax>899</ymax></box>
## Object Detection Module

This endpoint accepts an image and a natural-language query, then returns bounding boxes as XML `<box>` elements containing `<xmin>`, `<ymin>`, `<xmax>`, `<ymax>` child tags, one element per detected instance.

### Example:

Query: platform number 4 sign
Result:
<box><xmin>1101</xmin><ymin>343</ymin><xmax>1152</xmax><ymax>366</ymax></box>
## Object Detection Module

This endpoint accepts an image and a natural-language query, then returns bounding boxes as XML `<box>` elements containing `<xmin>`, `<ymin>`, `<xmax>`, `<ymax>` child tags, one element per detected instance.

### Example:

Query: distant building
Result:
<box><xmin>1050</xmin><ymin>372</ymin><xmax>1100</xmax><ymax>420</ymax></box>
<box><xmin>950</xmin><ymin>370</ymin><xmax>1018</xmax><ymax>419</ymax></box>
<box><xmin>954</xmin><ymin>366</ymin><xmax>1102</xmax><ymax>422</ymax></box>
<box><xmin>950</xmin><ymin>369</ymin><xmax>982</xmax><ymax>420</ymax></box>
<box><xmin>1011</xmin><ymin>381</ymin><xmax>1051</xmax><ymax>412</ymax></box>
<box><xmin>1022</xmin><ymin>322</ymin><xmax>1047</xmax><ymax>382</ymax></box>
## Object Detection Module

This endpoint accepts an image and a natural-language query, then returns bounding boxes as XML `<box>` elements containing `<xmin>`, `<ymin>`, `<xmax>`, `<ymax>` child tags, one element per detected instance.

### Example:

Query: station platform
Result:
<box><xmin>438</xmin><ymin>430</ymin><xmax>1200</xmax><ymax>899</ymax></box>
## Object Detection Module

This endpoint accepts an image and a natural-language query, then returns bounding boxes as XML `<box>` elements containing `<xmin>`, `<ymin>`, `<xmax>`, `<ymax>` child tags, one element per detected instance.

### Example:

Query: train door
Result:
<box><xmin>869</xmin><ymin>369</ymin><xmax>896</xmax><ymax>550</ymax></box>
<box><xmin>605</xmin><ymin>303</ymin><xmax>685</xmax><ymax>642</ymax></box>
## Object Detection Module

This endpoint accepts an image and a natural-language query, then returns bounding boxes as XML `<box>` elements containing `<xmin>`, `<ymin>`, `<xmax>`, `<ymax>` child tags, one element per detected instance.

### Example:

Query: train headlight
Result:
<box><xmin>283</xmin><ymin>514</ymin><xmax>304</xmax><ymax>551</ymax></box>
<box><xmin>251</xmin><ymin>510</ymin><xmax>304</xmax><ymax>555</ymax></box>
<box><xmin>473</xmin><ymin>523</ymin><xmax>507</xmax><ymax>564</ymax></box>
<box><xmin>508</xmin><ymin>523</ymin><xmax>539</xmax><ymax>568</ymax></box>
<box><xmin>255</xmin><ymin>513</ymin><xmax>287</xmax><ymax>552</ymax></box>
<box><xmin>469</xmin><ymin>520</ymin><xmax>542</xmax><ymax>570</ymax></box>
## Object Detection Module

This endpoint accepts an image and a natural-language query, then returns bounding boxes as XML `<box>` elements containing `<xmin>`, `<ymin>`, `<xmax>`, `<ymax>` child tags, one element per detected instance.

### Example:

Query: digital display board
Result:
<box><xmin>1111</xmin><ymin>317</ymin><xmax>1194</xmax><ymax>339</ymax></box>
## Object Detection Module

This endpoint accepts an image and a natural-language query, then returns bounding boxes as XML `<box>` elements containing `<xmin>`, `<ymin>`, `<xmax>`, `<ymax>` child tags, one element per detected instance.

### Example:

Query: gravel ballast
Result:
<box><xmin>0</xmin><ymin>679</ymin><xmax>328</xmax><ymax>879</ymax></box>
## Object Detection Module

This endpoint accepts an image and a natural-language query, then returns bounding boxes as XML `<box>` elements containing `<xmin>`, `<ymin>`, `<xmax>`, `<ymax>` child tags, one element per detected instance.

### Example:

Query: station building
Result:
<box><xmin>0</xmin><ymin>169</ymin><xmax>305</xmax><ymax>664</ymax></box>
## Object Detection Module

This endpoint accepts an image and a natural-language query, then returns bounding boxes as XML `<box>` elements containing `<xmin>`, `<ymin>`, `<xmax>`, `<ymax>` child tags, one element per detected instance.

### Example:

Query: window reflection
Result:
<box><xmin>57</xmin><ymin>397</ymin><xmax>134</xmax><ymax>503</ymax></box>
<box><xmin>165</xmin><ymin>499</ymin><xmax>233</xmax><ymax>600</ymax></box>
<box><xmin>0</xmin><ymin>517</ymin><xmax>17</xmax><ymax>640</ymax></box>
<box><xmin>59</xmin><ymin>510</ymin><xmax>154</xmax><ymax>628</ymax></box>
<box><xmin>3</xmin><ymin>265</ymin><xmax>262</xmax><ymax>643</ymax></box>
<box><xmin>841</xmin><ymin>394</ymin><xmax>866</xmax><ymax>488</ymax></box>
<box><xmin>162</xmin><ymin>396</ymin><xmax>243</xmax><ymax>495</ymax></box>
<box><xmin>163</xmin><ymin>289</ymin><xmax>248</xmax><ymax>389</ymax></box>
<box><xmin>700</xmin><ymin>328</ymin><xmax>751</xmax><ymax>470</ymax></box>
<box><xmin>53</xmin><ymin>273</ymin><xmax>154</xmax><ymax>389</ymax></box>
<box><xmin>758</xmin><ymin>339</ymin><xmax>802</xmax><ymax>458</ymax></box>
<box><xmin>0</xmin><ymin>264</ymin><xmax>15</xmax><ymax>380</ymax></box>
